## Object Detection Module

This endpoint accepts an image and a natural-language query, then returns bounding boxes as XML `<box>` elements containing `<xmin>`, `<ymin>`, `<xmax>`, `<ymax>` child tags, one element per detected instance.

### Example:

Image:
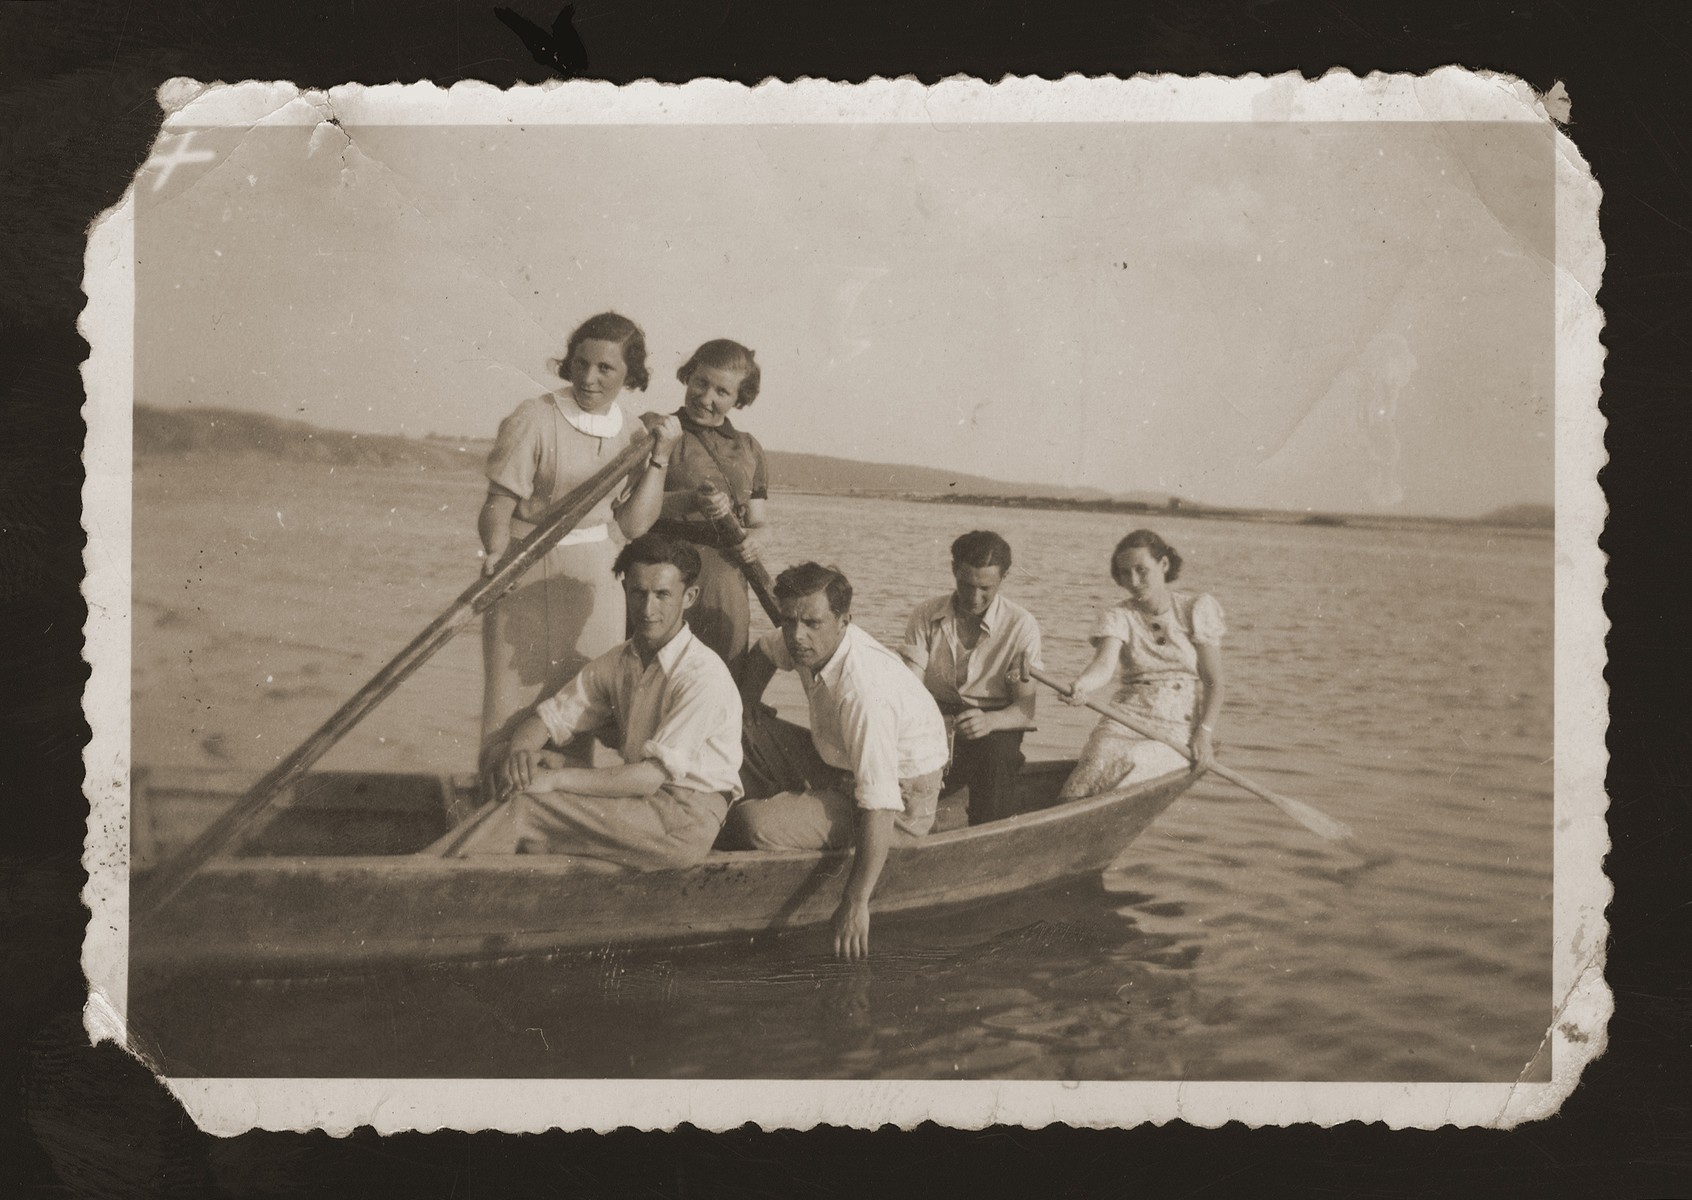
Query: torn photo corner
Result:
<box><xmin>81</xmin><ymin>71</ymin><xmax>1607</xmax><ymax>1135</ymax></box>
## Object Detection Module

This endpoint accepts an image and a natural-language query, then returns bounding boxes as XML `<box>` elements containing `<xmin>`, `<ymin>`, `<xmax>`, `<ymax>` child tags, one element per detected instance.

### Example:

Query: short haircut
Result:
<box><xmin>676</xmin><ymin>338</ymin><xmax>761</xmax><ymax>408</ymax></box>
<box><xmin>773</xmin><ymin>561</ymin><xmax>853</xmax><ymax>617</ymax></box>
<box><xmin>1110</xmin><ymin>528</ymin><xmax>1184</xmax><ymax>583</ymax></box>
<box><xmin>613</xmin><ymin>532</ymin><xmax>701</xmax><ymax>587</ymax></box>
<box><xmin>951</xmin><ymin>529</ymin><xmax>1013</xmax><ymax>573</ymax></box>
<box><xmin>563</xmin><ymin>311</ymin><xmax>650</xmax><ymax>392</ymax></box>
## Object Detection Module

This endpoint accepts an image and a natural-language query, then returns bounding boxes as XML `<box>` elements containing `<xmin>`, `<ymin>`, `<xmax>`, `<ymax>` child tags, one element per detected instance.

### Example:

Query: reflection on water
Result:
<box><xmin>132</xmin><ymin>469</ymin><xmax>1554</xmax><ymax>1081</ymax></box>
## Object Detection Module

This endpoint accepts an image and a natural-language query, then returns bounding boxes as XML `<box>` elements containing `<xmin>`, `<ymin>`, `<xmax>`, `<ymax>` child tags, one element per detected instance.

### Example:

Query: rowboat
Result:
<box><xmin>129</xmin><ymin>760</ymin><xmax>1196</xmax><ymax>979</ymax></box>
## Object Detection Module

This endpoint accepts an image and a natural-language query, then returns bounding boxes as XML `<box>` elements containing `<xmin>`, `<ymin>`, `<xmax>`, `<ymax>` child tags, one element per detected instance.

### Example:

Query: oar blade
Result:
<box><xmin>1029</xmin><ymin>668</ymin><xmax>1370</xmax><ymax>858</ymax></box>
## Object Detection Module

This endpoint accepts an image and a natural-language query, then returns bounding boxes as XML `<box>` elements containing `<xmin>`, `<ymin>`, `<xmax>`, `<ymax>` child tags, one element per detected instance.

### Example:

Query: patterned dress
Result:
<box><xmin>649</xmin><ymin>410</ymin><xmax>769</xmax><ymax>672</ymax></box>
<box><xmin>480</xmin><ymin>387</ymin><xmax>640</xmax><ymax>752</ymax></box>
<box><xmin>1059</xmin><ymin>590</ymin><xmax>1226</xmax><ymax>798</ymax></box>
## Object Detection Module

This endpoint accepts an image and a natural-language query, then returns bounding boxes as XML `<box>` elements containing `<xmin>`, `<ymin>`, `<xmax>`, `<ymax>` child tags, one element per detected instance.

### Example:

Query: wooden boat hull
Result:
<box><xmin>129</xmin><ymin>760</ymin><xmax>1195</xmax><ymax>978</ymax></box>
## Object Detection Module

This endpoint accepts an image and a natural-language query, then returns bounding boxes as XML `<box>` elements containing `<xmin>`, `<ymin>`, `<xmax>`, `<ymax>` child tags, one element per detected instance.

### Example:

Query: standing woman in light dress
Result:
<box><xmin>1058</xmin><ymin>529</ymin><xmax>1227</xmax><ymax>797</ymax></box>
<box><xmin>478</xmin><ymin>312</ymin><xmax>681</xmax><ymax>761</ymax></box>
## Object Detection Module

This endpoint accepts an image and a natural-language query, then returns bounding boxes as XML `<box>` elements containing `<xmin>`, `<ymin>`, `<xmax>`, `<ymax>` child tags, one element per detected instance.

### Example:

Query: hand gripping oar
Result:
<box><xmin>1028</xmin><ymin>667</ymin><xmax>1361</xmax><ymax>849</ymax></box>
<box><xmin>694</xmin><ymin>481</ymin><xmax>781</xmax><ymax>624</ymax></box>
<box><xmin>133</xmin><ymin>427</ymin><xmax>660</xmax><ymax>922</ymax></box>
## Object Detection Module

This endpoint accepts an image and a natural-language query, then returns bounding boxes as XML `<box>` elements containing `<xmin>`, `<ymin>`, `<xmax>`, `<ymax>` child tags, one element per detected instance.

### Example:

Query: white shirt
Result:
<box><xmin>756</xmin><ymin>623</ymin><xmax>949</xmax><ymax>812</ymax></box>
<box><xmin>901</xmin><ymin>591</ymin><xmax>1043</xmax><ymax>714</ymax></box>
<box><xmin>536</xmin><ymin>625</ymin><xmax>744</xmax><ymax>798</ymax></box>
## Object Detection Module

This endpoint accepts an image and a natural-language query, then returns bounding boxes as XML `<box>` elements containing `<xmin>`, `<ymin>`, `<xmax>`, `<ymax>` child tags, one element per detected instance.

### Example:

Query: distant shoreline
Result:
<box><xmin>784</xmin><ymin>490</ymin><xmax>1553</xmax><ymax>536</ymax></box>
<box><xmin>134</xmin><ymin>405</ymin><xmax>1551</xmax><ymax>533</ymax></box>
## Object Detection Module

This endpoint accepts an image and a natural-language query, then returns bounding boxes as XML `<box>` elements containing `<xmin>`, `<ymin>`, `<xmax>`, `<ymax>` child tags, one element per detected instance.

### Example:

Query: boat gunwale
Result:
<box><xmin>160</xmin><ymin>761</ymin><xmax>1199</xmax><ymax>879</ymax></box>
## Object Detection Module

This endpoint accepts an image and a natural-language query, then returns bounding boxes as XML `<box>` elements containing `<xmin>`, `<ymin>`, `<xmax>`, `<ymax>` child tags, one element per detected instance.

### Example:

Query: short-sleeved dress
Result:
<box><xmin>649</xmin><ymin>410</ymin><xmax>769</xmax><ymax>672</ymax></box>
<box><xmin>1059</xmin><ymin>590</ymin><xmax>1226</xmax><ymax>798</ymax></box>
<box><xmin>480</xmin><ymin>387</ymin><xmax>640</xmax><ymax>752</ymax></box>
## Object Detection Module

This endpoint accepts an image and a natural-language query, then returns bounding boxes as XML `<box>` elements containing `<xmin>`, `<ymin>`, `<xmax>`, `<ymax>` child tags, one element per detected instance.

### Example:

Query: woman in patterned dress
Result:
<box><xmin>477</xmin><ymin>312</ymin><xmax>681</xmax><ymax>759</ymax></box>
<box><xmin>1057</xmin><ymin>529</ymin><xmax>1227</xmax><ymax>798</ymax></box>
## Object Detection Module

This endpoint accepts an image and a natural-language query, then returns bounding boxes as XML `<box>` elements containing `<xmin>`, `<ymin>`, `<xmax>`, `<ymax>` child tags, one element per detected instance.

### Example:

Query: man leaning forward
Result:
<box><xmin>720</xmin><ymin>561</ymin><xmax>948</xmax><ymax>958</ymax></box>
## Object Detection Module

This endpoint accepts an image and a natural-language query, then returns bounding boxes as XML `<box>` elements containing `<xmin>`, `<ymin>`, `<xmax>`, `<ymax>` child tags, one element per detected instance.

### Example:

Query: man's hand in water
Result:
<box><xmin>832</xmin><ymin>897</ymin><xmax>872</xmax><ymax>960</ymax></box>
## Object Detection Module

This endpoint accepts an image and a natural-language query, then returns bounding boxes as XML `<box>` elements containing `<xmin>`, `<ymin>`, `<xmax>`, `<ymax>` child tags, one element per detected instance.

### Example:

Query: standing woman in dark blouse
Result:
<box><xmin>651</xmin><ymin>339</ymin><xmax>771</xmax><ymax>675</ymax></box>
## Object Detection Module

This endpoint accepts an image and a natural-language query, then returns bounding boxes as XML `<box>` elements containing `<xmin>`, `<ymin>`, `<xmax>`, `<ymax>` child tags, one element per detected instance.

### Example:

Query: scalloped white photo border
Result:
<box><xmin>80</xmin><ymin>70</ymin><xmax>1608</xmax><ymax>1133</ymax></box>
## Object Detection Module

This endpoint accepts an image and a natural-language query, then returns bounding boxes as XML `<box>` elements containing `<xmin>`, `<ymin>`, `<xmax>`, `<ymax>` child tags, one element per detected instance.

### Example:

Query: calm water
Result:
<box><xmin>131</xmin><ymin>463</ymin><xmax>1553</xmax><ymax>1081</ymax></box>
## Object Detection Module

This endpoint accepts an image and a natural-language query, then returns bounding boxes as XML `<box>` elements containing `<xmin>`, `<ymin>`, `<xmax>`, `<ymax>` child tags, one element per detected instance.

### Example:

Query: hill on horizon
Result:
<box><xmin>135</xmin><ymin>405</ymin><xmax>479</xmax><ymax>470</ymax></box>
<box><xmin>1479</xmin><ymin>502</ymin><xmax>1555</xmax><ymax>528</ymax></box>
<box><xmin>133</xmin><ymin>405</ymin><xmax>1115</xmax><ymax>500</ymax></box>
<box><xmin>762</xmin><ymin>448</ymin><xmax>1112</xmax><ymax>500</ymax></box>
<box><xmin>132</xmin><ymin>406</ymin><xmax>1545</xmax><ymax>520</ymax></box>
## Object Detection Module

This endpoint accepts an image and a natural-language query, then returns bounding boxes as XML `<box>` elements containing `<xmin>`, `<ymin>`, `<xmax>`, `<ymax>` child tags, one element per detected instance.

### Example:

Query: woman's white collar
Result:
<box><xmin>556</xmin><ymin>388</ymin><xmax>625</xmax><ymax>438</ymax></box>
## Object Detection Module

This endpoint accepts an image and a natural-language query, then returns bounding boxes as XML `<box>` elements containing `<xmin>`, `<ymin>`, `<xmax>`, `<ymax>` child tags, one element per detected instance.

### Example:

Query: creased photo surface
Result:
<box><xmin>81</xmin><ymin>72</ymin><xmax>1608</xmax><ymax>1133</ymax></box>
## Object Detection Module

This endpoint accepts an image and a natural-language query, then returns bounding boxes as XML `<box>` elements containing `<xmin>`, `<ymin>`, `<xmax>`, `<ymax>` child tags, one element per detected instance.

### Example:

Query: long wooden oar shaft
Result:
<box><xmin>695</xmin><ymin>482</ymin><xmax>781</xmax><ymax>624</ymax></box>
<box><xmin>744</xmin><ymin>561</ymin><xmax>781</xmax><ymax>626</ymax></box>
<box><xmin>134</xmin><ymin>428</ymin><xmax>659</xmax><ymax>921</ymax></box>
<box><xmin>1029</xmin><ymin>667</ymin><xmax>1358</xmax><ymax>847</ymax></box>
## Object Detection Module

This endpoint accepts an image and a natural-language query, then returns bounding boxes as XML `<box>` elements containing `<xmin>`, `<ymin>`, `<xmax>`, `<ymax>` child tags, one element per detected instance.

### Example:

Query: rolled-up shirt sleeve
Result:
<box><xmin>637</xmin><ymin>674</ymin><xmax>743</xmax><ymax>787</ymax></box>
<box><xmin>755</xmin><ymin>627</ymin><xmax>793</xmax><ymax>670</ymax></box>
<box><xmin>533</xmin><ymin>660</ymin><xmax>612</xmax><ymax>746</ymax></box>
<box><xmin>900</xmin><ymin>608</ymin><xmax>933</xmax><ymax>672</ymax></box>
<box><xmin>838</xmin><ymin>691</ymin><xmax>904</xmax><ymax>812</ymax></box>
<box><xmin>1017</xmin><ymin>615</ymin><xmax>1045</xmax><ymax>674</ymax></box>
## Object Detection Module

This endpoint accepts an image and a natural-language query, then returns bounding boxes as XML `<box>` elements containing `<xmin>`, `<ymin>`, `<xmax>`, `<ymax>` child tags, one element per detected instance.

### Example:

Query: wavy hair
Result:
<box><xmin>613</xmin><ymin>532</ymin><xmax>702</xmax><ymax>587</ymax></box>
<box><xmin>676</xmin><ymin>338</ymin><xmax>761</xmax><ymax>408</ymax></box>
<box><xmin>1110</xmin><ymin>529</ymin><xmax>1183</xmax><ymax>584</ymax></box>
<box><xmin>773</xmin><ymin>561</ymin><xmax>853</xmax><ymax>616</ymax></box>
<box><xmin>561</xmin><ymin>311</ymin><xmax>650</xmax><ymax>392</ymax></box>
<box><xmin>950</xmin><ymin>530</ymin><xmax>1013</xmax><ymax>573</ymax></box>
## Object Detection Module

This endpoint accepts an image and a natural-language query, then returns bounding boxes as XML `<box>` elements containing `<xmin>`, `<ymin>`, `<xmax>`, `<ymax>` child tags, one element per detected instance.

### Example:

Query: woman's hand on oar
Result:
<box><xmin>693</xmin><ymin>482</ymin><xmax>781</xmax><ymax>624</ymax></box>
<box><xmin>727</xmin><ymin>537</ymin><xmax>763</xmax><ymax>568</ymax></box>
<box><xmin>1189</xmin><ymin>724</ymin><xmax>1217</xmax><ymax>774</ymax></box>
<box><xmin>696</xmin><ymin>486</ymin><xmax>736</xmax><ymax>521</ymax></box>
<box><xmin>1057</xmin><ymin>679</ymin><xmax>1092</xmax><ymax>707</ymax></box>
<box><xmin>1026</xmin><ymin>666</ymin><xmax>1363</xmax><ymax>852</ymax></box>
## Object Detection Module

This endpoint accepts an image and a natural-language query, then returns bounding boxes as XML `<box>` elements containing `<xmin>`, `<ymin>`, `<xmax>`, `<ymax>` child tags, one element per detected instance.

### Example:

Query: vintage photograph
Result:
<box><xmin>82</xmin><ymin>75</ymin><xmax>1606</xmax><ymax>1131</ymax></box>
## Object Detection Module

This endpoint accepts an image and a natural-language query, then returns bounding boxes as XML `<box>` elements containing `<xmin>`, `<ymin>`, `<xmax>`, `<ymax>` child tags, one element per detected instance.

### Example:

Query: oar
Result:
<box><xmin>133</xmin><ymin>426</ymin><xmax>660</xmax><ymax>921</ymax></box>
<box><xmin>1028</xmin><ymin>667</ymin><xmax>1361</xmax><ymax>849</ymax></box>
<box><xmin>695</xmin><ymin>482</ymin><xmax>782</xmax><ymax>624</ymax></box>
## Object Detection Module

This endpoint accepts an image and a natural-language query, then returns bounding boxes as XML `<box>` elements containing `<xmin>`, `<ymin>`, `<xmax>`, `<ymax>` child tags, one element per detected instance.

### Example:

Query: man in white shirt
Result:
<box><xmin>720</xmin><ymin>562</ymin><xmax>949</xmax><ymax>958</ymax></box>
<box><xmin>902</xmin><ymin>530</ymin><xmax>1043</xmax><ymax>826</ymax></box>
<box><xmin>438</xmin><ymin>533</ymin><xmax>743</xmax><ymax>870</ymax></box>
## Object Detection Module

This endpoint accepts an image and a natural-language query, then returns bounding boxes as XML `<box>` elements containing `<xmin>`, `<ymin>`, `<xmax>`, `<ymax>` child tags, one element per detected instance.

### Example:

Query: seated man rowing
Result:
<box><xmin>901</xmin><ymin>530</ymin><xmax>1043</xmax><ymax>826</ymax></box>
<box><xmin>436</xmin><ymin>532</ymin><xmax>743</xmax><ymax>869</ymax></box>
<box><xmin>719</xmin><ymin>561</ymin><xmax>949</xmax><ymax>959</ymax></box>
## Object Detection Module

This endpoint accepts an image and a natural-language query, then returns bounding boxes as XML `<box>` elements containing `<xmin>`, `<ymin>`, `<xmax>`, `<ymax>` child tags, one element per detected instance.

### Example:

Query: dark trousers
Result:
<box><xmin>947</xmin><ymin>728</ymin><xmax>1026</xmax><ymax>825</ymax></box>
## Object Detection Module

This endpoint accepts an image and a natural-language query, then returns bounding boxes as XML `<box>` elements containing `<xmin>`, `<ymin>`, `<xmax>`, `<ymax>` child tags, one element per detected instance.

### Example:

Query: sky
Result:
<box><xmin>135</xmin><ymin>119</ymin><xmax>1555</xmax><ymax>516</ymax></box>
